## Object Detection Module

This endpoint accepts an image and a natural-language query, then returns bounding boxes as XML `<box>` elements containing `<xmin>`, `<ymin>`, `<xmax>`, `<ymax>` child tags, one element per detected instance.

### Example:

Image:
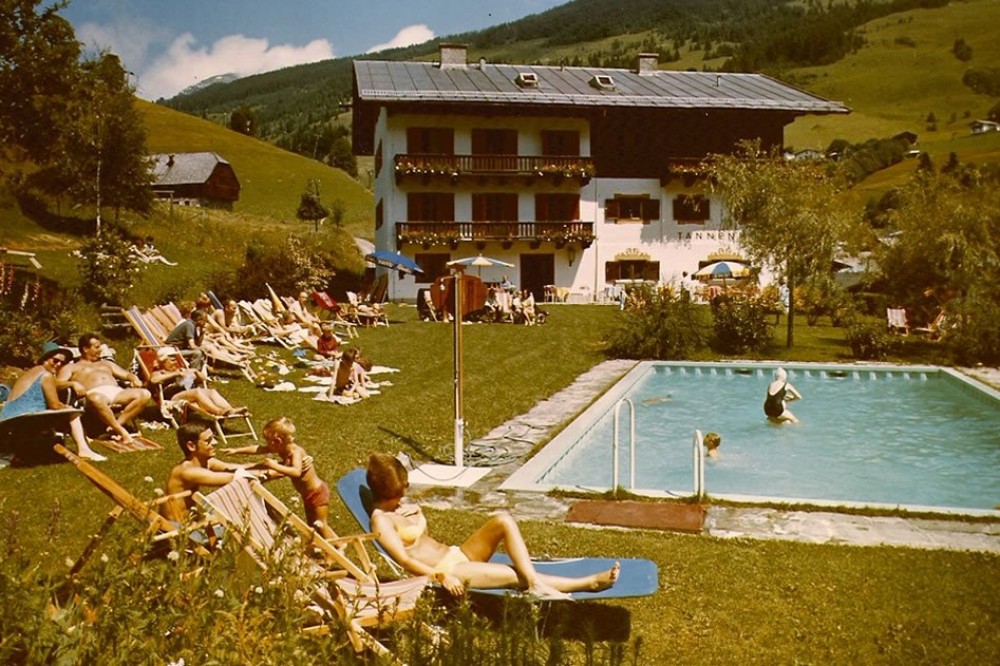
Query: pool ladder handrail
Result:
<box><xmin>693</xmin><ymin>429</ymin><xmax>705</xmax><ymax>499</ymax></box>
<box><xmin>612</xmin><ymin>398</ymin><xmax>636</xmax><ymax>490</ymax></box>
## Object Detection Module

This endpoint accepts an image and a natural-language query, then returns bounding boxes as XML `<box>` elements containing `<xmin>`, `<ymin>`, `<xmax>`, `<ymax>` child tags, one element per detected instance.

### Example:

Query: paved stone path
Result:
<box><xmin>412</xmin><ymin>360</ymin><xmax>1000</xmax><ymax>554</ymax></box>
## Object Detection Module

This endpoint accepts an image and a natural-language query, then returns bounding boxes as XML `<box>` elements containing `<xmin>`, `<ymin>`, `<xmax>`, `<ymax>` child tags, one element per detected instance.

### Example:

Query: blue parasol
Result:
<box><xmin>366</xmin><ymin>249</ymin><xmax>424</xmax><ymax>274</ymax></box>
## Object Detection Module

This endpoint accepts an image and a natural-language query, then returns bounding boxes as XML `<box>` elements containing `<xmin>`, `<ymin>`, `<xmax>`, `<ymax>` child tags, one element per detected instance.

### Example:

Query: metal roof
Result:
<box><xmin>149</xmin><ymin>152</ymin><xmax>232</xmax><ymax>186</ymax></box>
<box><xmin>354</xmin><ymin>60</ymin><xmax>849</xmax><ymax>114</ymax></box>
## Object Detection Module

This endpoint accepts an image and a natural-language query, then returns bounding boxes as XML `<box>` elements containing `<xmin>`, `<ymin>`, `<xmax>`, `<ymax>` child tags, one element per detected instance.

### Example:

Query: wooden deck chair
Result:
<box><xmin>336</xmin><ymin>469</ymin><xmax>659</xmax><ymax>601</ymax></box>
<box><xmin>886</xmin><ymin>307</ymin><xmax>909</xmax><ymax>335</ymax></box>
<box><xmin>54</xmin><ymin>443</ymin><xmax>220</xmax><ymax>576</ymax></box>
<box><xmin>420</xmin><ymin>290</ymin><xmax>439</xmax><ymax>321</ymax></box>
<box><xmin>237</xmin><ymin>300</ymin><xmax>295</xmax><ymax>349</ymax></box>
<box><xmin>913</xmin><ymin>310</ymin><xmax>948</xmax><ymax>340</ymax></box>
<box><xmin>311</xmin><ymin>292</ymin><xmax>360</xmax><ymax>337</ymax></box>
<box><xmin>133</xmin><ymin>347</ymin><xmax>257</xmax><ymax>444</ymax></box>
<box><xmin>345</xmin><ymin>291</ymin><xmax>385</xmax><ymax>327</ymax></box>
<box><xmin>195</xmin><ymin>477</ymin><xmax>431</xmax><ymax>661</ymax></box>
<box><xmin>122</xmin><ymin>306</ymin><xmax>161</xmax><ymax>347</ymax></box>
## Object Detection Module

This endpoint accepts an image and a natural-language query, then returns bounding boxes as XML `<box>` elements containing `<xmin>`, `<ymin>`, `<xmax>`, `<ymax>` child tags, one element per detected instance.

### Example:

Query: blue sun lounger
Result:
<box><xmin>336</xmin><ymin>469</ymin><xmax>659</xmax><ymax>600</ymax></box>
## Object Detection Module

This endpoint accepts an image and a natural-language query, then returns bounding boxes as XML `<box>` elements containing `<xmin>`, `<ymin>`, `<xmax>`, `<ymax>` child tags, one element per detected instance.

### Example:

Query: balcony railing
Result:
<box><xmin>393</xmin><ymin>154</ymin><xmax>595</xmax><ymax>183</ymax></box>
<box><xmin>396</xmin><ymin>221</ymin><xmax>594</xmax><ymax>247</ymax></box>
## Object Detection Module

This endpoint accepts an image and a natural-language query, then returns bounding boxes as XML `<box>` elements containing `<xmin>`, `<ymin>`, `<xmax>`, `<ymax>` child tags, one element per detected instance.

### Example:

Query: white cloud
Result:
<box><xmin>76</xmin><ymin>19</ymin><xmax>166</xmax><ymax>77</ymax></box>
<box><xmin>140</xmin><ymin>34</ymin><xmax>336</xmax><ymax>100</ymax></box>
<box><xmin>367</xmin><ymin>24</ymin><xmax>435</xmax><ymax>54</ymax></box>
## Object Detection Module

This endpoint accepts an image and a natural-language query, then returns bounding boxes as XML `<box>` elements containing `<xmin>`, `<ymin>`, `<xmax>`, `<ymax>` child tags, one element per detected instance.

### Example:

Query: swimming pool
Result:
<box><xmin>500</xmin><ymin>362</ymin><xmax>1000</xmax><ymax>514</ymax></box>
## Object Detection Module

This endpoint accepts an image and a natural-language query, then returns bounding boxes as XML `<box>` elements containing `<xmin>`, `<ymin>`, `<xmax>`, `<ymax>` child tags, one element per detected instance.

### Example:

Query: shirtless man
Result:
<box><xmin>160</xmin><ymin>422</ymin><xmax>264</xmax><ymax>522</ymax></box>
<box><xmin>58</xmin><ymin>333</ymin><xmax>151</xmax><ymax>444</ymax></box>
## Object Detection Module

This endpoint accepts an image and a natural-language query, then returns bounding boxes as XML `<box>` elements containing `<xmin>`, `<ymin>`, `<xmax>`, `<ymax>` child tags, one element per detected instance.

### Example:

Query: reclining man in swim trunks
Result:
<box><xmin>58</xmin><ymin>333</ymin><xmax>151</xmax><ymax>445</ymax></box>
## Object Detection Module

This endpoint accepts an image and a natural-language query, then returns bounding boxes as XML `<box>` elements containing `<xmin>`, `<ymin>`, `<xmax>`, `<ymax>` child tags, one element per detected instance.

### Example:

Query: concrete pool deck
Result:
<box><xmin>410</xmin><ymin>360</ymin><xmax>1000</xmax><ymax>554</ymax></box>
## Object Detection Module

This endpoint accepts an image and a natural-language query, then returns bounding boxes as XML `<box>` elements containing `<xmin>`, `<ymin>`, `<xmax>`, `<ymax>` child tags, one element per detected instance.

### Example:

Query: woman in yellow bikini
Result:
<box><xmin>366</xmin><ymin>452</ymin><xmax>619</xmax><ymax>599</ymax></box>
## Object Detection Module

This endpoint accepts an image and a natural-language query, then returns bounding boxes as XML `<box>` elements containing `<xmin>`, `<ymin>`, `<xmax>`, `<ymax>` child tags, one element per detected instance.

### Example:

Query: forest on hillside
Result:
<box><xmin>163</xmin><ymin>0</ymin><xmax>948</xmax><ymax>165</ymax></box>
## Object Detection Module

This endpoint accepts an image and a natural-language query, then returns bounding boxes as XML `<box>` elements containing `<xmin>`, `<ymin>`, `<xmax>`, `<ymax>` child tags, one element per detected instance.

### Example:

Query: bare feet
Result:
<box><xmin>590</xmin><ymin>561</ymin><xmax>621</xmax><ymax>592</ymax></box>
<box><xmin>526</xmin><ymin>582</ymin><xmax>574</xmax><ymax>601</ymax></box>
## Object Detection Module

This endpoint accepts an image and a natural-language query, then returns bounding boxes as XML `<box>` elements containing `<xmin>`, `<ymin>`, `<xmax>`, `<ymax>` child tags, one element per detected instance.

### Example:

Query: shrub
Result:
<box><xmin>710</xmin><ymin>289</ymin><xmax>773</xmax><ymax>355</ymax></box>
<box><xmin>948</xmin><ymin>294</ymin><xmax>1000</xmax><ymax>366</ymax></box>
<box><xmin>606</xmin><ymin>286</ymin><xmax>706</xmax><ymax>359</ymax></box>
<box><xmin>75</xmin><ymin>228</ymin><xmax>142</xmax><ymax>306</ymax></box>
<box><xmin>844</xmin><ymin>317</ymin><xmax>896</xmax><ymax>360</ymax></box>
<box><xmin>231</xmin><ymin>236</ymin><xmax>336</xmax><ymax>301</ymax></box>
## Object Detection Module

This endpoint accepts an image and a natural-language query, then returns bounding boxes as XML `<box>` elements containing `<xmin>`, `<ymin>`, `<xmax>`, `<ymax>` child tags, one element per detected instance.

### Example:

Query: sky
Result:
<box><xmin>59</xmin><ymin>0</ymin><xmax>568</xmax><ymax>101</ymax></box>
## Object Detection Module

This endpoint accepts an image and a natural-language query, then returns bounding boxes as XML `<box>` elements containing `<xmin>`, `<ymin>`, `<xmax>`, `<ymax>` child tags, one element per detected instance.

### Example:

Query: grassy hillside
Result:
<box><xmin>785</xmin><ymin>0</ymin><xmax>1000</xmax><ymax>149</ymax></box>
<box><xmin>140</xmin><ymin>101</ymin><xmax>372</xmax><ymax>235</ymax></box>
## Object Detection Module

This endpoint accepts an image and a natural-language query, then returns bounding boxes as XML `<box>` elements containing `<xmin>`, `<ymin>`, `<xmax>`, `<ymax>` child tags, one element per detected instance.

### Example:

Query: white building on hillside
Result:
<box><xmin>351</xmin><ymin>44</ymin><xmax>849</xmax><ymax>301</ymax></box>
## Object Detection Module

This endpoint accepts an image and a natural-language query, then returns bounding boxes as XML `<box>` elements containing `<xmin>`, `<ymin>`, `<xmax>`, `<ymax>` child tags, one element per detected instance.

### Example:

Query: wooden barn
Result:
<box><xmin>149</xmin><ymin>152</ymin><xmax>241</xmax><ymax>209</ymax></box>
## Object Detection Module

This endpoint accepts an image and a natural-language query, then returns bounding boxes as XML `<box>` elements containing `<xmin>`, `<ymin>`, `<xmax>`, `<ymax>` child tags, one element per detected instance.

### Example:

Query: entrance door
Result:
<box><xmin>520</xmin><ymin>254</ymin><xmax>554</xmax><ymax>301</ymax></box>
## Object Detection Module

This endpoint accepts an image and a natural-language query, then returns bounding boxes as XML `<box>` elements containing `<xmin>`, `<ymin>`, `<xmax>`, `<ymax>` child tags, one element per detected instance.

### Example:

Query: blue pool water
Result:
<box><xmin>501</xmin><ymin>363</ymin><xmax>1000</xmax><ymax>513</ymax></box>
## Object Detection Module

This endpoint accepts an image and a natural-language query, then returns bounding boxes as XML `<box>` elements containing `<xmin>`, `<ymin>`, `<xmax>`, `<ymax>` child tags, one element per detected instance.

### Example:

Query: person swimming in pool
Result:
<box><xmin>703</xmin><ymin>431</ymin><xmax>722</xmax><ymax>459</ymax></box>
<box><xmin>366</xmin><ymin>452</ymin><xmax>620</xmax><ymax>600</ymax></box>
<box><xmin>763</xmin><ymin>367</ymin><xmax>802</xmax><ymax>424</ymax></box>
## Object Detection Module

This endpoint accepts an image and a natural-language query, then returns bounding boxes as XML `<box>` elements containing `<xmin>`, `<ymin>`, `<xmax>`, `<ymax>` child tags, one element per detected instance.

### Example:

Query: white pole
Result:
<box><xmin>453</xmin><ymin>268</ymin><xmax>465</xmax><ymax>468</ymax></box>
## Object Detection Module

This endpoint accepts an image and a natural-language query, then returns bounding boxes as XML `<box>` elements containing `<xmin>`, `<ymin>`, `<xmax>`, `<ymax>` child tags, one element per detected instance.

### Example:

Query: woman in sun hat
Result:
<box><xmin>0</xmin><ymin>341</ymin><xmax>106</xmax><ymax>460</ymax></box>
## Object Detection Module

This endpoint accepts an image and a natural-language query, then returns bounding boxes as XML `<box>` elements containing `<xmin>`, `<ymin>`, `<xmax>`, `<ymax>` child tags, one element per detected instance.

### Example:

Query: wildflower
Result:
<box><xmin>167</xmin><ymin>550</ymin><xmax>180</xmax><ymax>562</ymax></box>
<box><xmin>254</xmin><ymin>586</ymin><xmax>264</xmax><ymax>595</ymax></box>
<box><xmin>167</xmin><ymin>659</ymin><xmax>185</xmax><ymax>666</ymax></box>
<box><xmin>214</xmin><ymin>589</ymin><xmax>224</xmax><ymax>598</ymax></box>
<box><xmin>100</xmin><ymin>554</ymin><xmax>109</xmax><ymax>564</ymax></box>
<box><xmin>144</xmin><ymin>476</ymin><xmax>154</xmax><ymax>483</ymax></box>
<box><xmin>153</xmin><ymin>488</ymin><xmax>164</xmax><ymax>497</ymax></box>
<box><xmin>65</xmin><ymin>557</ymin><xmax>74</xmax><ymax>568</ymax></box>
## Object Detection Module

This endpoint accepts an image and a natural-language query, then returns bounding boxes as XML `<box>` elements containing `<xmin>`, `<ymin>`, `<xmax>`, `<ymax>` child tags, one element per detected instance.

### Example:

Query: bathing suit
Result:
<box><xmin>764</xmin><ymin>383</ymin><xmax>787</xmax><ymax>418</ymax></box>
<box><xmin>87</xmin><ymin>384</ymin><xmax>125</xmax><ymax>403</ymax></box>
<box><xmin>432</xmin><ymin>545</ymin><xmax>470</xmax><ymax>576</ymax></box>
<box><xmin>302</xmin><ymin>481</ymin><xmax>330</xmax><ymax>512</ymax></box>
<box><xmin>392</xmin><ymin>508</ymin><xmax>428</xmax><ymax>547</ymax></box>
<box><xmin>0</xmin><ymin>375</ymin><xmax>47</xmax><ymax>421</ymax></box>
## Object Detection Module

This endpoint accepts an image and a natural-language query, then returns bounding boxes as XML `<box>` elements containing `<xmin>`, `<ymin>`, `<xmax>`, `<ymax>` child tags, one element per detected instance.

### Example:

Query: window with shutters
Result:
<box><xmin>472</xmin><ymin>193</ymin><xmax>518</xmax><ymax>221</ymax></box>
<box><xmin>414</xmin><ymin>253</ymin><xmax>451</xmax><ymax>284</ymax></box>
<box><xmin>605</xmin><ymin>195</ymin><xmax>660</xmax><ymax>223</ymax></box>
<box><xmin>604</xmin><ymin>260</ymin><xmax>660</xmax><ymax>282</ymax></box>
<box><xmin>541</xmin><ymin>130</ymin><xmax>580</xmax><ymax>157</ymax></box>
<box><xmin>407</xmin><ymin>193</ymin><xmax>455</xmax><ymax>221</ymax></box>
<box><xmin>535</xmin><ymin>194</ymin><xmax>580</xmax><ymax>221</ymax></box>
<box><xmin>406</xmin><ymin>127</ymin><xmax>454</xmax><ymax>154</ymax></box>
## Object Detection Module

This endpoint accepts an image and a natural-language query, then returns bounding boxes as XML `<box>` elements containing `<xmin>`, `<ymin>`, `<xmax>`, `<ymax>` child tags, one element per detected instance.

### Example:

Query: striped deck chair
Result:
<box><xmin>55</xmin><ymin>443</ymin><xmax>220</xmax><ymax>576</ymax></box>
<box><xmin>132</xmin><ymin>347</ymin><xmax>257</xmax><ymax>444</ymax></box>
<box><xmin>196</xmin><ymin>477</ymin><xmax>431</xmax><ymax>661</ymax></box>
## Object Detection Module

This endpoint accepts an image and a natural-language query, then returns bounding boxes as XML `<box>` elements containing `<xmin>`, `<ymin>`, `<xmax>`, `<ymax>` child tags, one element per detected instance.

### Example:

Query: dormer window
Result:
<box><xmin>590</xmin><ymin>74</ymin><xmax>615</xmax><ymax>90</ymax></box>
<box><xmin>515</xmin><ymin>72</ymin><xmax>539</xmax><ymax>88</ymax></box>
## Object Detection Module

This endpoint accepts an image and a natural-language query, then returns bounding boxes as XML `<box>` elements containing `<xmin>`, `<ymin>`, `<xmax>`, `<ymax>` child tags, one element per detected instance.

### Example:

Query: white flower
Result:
<box><xmin>214</xmin><ymin>589</ymin><xmax>224</xmax><ymax>598</ymax></box>
<box><xmin>100</xmin><ymin>554</ymin><xmax>109</xmax><ymax>564</ymax></box>
<box><xmin>254</xmin><ymin>586</ymin><xmax>264</xmax><ymax>595</ymax></box>
<box><xmin>144</xmin><ymin>476</ymin><xmax>154</xmax><ymax>483</ymax></box>
<box><xmin>65</xmin><ymin>557</ymin><xmax>75</xmax><ymax>568</ymax></box>
<box><xmin>167</xmin><ymin>659</ymin><xmax>186</xmax><ymax>666</ymax></box>
<box><xmin>153</xmin><ymin>488</ymin><xmax>164</xmax><ymax>497</ymax></box>
<box><xmin>167</xmin><ymin>550</ymin><xmax>180</xmax><ymax>562</ymax></box>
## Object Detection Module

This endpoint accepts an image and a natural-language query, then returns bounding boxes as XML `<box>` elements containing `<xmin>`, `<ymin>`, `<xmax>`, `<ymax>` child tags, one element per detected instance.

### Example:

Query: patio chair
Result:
<box><xmin>312</xmin><ymin>291</ymin><xmax>360</xmax><ymax>338</ymax></box>
<box><xmin>420</xmin><ymin>289</ymin><xmax>440</xmax><ymax>321</ymax></box>
<box><xmin>133</xmin><ymin>347</ymin><xmax>257</xmax><ymax>445</ymax></box>
<box><xmin>336</xmin><ymin>469</ymin><xmax>659</xmax><ymax>601</ymax></box>
<box><xmin>886</xmin><ymin>307</ymin><xmax>909</xmax><ymax>335</ymax></box>
<box><xmin>912</xmin><ymin>310</ymin><xmax>948</xmax><ymax>341</ymax></box>
<box><xmin>194</xmin><ymin>477</ymin><xmax>432</xmax><ymax>661</ymax></box>
<box><xmin>54</xmin><ymin>443</ymin><xmax>220</xmax><ymax>577</ymax></box>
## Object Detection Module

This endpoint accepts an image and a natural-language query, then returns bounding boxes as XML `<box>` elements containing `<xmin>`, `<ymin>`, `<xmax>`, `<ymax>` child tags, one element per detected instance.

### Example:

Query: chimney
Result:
<box><xmin>438</xmin><ymin>43</ymin><xmax>468</xmax><ymax>69</ymax></box>
<box><xmin>636</xmin><ymin>53</ymin><xmax>659</xmax><ymax>75</ymax></box>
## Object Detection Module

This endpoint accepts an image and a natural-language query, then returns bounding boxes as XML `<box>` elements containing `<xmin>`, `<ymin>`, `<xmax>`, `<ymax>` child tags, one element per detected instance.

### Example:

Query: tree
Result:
<box><xmin>229</xmin><ymin>105</ymin><xmax>255</xmax><ymax>136</ymax></box>
<box><xmin>296</xmin><ymin>179</ymin><xmax>329</xmax><ymax>232</ymax></box>
<box><xmin>38</xmin><ymin>52</ymin><xmax>153</xmax><ymax>229</ymax></box>
<box><xmin>0</xmin><ymin>0</ymin><xmax>81</xmax><ymax>162</ymax></box>
<box><xmin>707</xmin><ymin>141</ymin><xmax>856</xmax><ymax>347</ymax></box>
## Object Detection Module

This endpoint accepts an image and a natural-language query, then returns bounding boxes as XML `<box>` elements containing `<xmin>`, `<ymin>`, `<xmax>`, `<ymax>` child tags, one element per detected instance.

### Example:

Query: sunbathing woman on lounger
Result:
<box><xmin>0</xmin><ymin>342</ymin><xmax>106</xmax><ymax>461</ymax></box>
<box><xmin>366</xmin><ymin>452</ymin><xmax>620</xmax><ymax>599</ymax></box>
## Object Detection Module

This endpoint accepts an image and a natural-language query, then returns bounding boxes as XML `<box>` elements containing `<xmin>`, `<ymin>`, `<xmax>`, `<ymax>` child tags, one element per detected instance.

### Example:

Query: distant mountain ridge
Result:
<box><xmin>177</xmin><ymin>72</ymin><xmax>241</xmax><ymax>97</ymax></box>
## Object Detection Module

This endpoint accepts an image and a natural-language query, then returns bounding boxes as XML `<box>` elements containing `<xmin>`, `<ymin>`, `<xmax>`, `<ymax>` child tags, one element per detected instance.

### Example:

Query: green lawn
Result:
<box><xmin>2</xmin><ymin>305</ymin><xmax>997</xmax><ymax>663</ymax></box>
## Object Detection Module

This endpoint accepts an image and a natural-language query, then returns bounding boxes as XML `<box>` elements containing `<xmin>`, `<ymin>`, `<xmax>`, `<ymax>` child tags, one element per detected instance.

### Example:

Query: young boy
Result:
<box><xmin>161</xmin><ymin>422</ymin><xmax>263</xmax><ymax>522</ymax></box>
<box><xmin>224</xmin><ymin>416</ymin><xmax>335</xmax><ymax>539</ymax></box>
<box><xmin>314</xmin><ymin>322</ymin><xmax>342</xmax><ymax>360</ymax></box>
<box><xmin>330</xmin><ymin>348</ymin><xmax>371</xmax><ymax>399</ymax></box>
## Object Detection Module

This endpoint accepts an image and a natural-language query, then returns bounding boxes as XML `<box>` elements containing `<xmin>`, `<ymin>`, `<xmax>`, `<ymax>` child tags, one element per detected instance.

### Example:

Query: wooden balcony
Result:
<box><xmin>396</xmin><ymin>221</ymin><xmax>594</xmax><ymax>248</ymax></box>
<box><xmin>393</xmin><ymin>154</ymin><xmax>595</xmax><ymax>184</ymax></box>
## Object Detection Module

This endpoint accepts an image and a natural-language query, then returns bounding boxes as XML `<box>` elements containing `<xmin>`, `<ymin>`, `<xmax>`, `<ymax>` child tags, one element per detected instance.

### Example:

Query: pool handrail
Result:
<box><xmin>612</xmin><ymin>397</ymin><xmax>636</xmax><ymax>490</ymax></box>
<box><xmin>693</xmin><ymin>429</ymin><xmax>705</xmax><ymax>499</ymax></box>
